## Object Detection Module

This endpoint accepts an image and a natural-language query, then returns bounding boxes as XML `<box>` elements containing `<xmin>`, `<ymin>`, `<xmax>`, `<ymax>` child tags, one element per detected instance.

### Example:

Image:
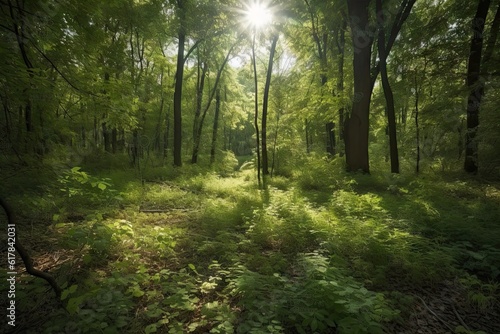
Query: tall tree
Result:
<box><xmin>252</xmin><ymin>31</ymin><xmax>262</xmax><ymax>186</ymax></box>
<box><xmin>191</xmin><ymin>42</ymin><xmax>235</xmax><ymax>164</ymax></box>
<box><xmin>345</xmin><ymin>0</ymin><xmax>373</xmax><ymax>173</ymax></box>
<box><xmin>376</xmin><ymin>0</ymin><xmax>399</xmax><ymax>173</ymax></box>
<box><xmin>173</xmin><ymin>0</ymin><xmax>186</xmax><ymax>167</ymax></box>
<box><xmin>210</xmin><ymin>88</ymin><xmax>222</xmax><ymax>164</ymax></box>
<box><xmin>464</xmin><ymin>0</ymin><xmax>500</xmax><ymax>173</ymax></box>
<box><xmin>261</xmin><ymin>34</ymin><xmax>279</xmax><ymax>176</ymax></box>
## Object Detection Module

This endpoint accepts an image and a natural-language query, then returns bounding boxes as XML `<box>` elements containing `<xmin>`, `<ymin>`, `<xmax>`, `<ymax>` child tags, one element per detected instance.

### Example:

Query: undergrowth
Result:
<box><xmin>1</xmin><ymin>158</ymin><xmax>499</xmax><ymax>333</ymax></box>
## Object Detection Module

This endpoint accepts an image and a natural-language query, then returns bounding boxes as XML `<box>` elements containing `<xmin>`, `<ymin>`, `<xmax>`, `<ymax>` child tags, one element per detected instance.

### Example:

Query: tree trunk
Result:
<box><xmin>191</xmin><ymin>44</ymin><xmax>234</xmax><ymax>164</ymax></box>
<box><xmin>261</xmin><ymin>35</ymin><xmax>279</xmax><ymax>176</ymax></box>
<box><xmin>111</xmin><ymin>128</ymin><xmax>118</xmax><ymax>154</ymax></box>
<box><xmin>464</xmin><ymin>0</ymin><xmax>491</xmax><ymax>174</ymax></box>
<box><xmin>345</xmin><ymin>0</ymin><xmax>373</xmax><ymax>173</ymax></box>
<box><xmin>252</xmin><ymin>32</ymin><xmax>261</xmax><ymax>186</ymax></box>
<box><xmin>377</xmin><ymin>0</ymin><xmax>400</xmax><ymax>173</ymax></box>
<box><xmin>337</xmin><ymin>19</ymin><xmax>347</xmax><ymax>157</ymax></box>
<box><xmin>164</xmin><ymin>106</ymin><xmax>170</xmax><ymax>160</ymax></box>
<box><xmin>415</xmin><ymin>73</ymin><xmax>420</xmax><ymax>173</ymax></box>
<box><xmin>305</xmin><ymin>119</ymin><xmax>310</xmax><ymax>153</ymax></box>
<box><xmin>210</xmin><ymin>89</ymin><xmax>221</xmax><ymax>164</ymax></box>
<box><xmin>102</xmin><ymin>122</ymin><xmax>111</xmax><ymax>153</ymax></box>
<box><xmin>191</xmin><ymin>58</ymin><xmax>208</xmax><ymax>164</ymax></box>
<box><xmin>173</xmin><ymin>1</ymin><xmax>186</xmax><ymax>167</ymax></box>
<box><xmin>326</xmin><ymin>122</ymin><xmax>336</xmax><ymax>156</ymax></box>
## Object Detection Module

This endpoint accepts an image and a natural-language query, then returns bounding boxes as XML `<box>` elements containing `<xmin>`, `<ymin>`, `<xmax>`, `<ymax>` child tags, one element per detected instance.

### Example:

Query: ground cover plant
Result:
<box><xmin>1</xmin><ymin>156</ymin><xmax>499</xmax><ymax>334</ymax></box>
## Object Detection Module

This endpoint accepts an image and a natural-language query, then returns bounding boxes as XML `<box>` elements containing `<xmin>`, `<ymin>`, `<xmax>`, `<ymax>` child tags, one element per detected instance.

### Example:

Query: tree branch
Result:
<box><xmin>0</xmin><ymin>197</ymin><xmax>61</xmax><ymax>298</ymax></box>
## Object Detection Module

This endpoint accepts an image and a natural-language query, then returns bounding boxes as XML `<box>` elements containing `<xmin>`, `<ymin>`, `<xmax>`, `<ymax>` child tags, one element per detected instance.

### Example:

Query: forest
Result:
<box><xmin>1</xmin><ymin>0</ymin><xmax>500</xmax><ymax>333</ymax></box>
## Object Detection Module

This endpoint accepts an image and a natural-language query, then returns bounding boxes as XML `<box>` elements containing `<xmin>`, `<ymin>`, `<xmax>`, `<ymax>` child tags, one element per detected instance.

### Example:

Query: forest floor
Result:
<box><xmin>1</xmin><ymin>159</ymin><xmax>500</xmax><ymax>334</ymax></box>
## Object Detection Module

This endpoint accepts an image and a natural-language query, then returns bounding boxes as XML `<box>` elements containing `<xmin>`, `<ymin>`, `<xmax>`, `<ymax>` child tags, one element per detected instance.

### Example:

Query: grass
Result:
<box><xmin>1</xmin><ymin>158</ymin><xmax>499</xmax><ymax>333</ymax></box>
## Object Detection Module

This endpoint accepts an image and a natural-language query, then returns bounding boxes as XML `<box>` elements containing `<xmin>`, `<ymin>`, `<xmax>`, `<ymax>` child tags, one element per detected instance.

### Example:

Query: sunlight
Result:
<box><xmin>244</xmin><ymin>1</ymin><xmax>272</xmax><ymax>30</ymax></box>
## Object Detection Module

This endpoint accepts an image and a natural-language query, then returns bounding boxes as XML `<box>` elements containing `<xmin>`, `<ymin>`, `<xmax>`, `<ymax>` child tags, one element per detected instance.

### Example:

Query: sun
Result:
<box><xmin>244</xmin><ymin>1</ymin><xmax>272</xmax><ymax>29</ymax></box>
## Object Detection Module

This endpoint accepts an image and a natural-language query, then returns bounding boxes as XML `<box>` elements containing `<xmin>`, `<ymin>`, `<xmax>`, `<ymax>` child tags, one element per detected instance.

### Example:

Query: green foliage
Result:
<box><xmin>459</xmin><ymin>274</ymin><xmax>500</xmax><ymax>311</ymax></box>
<box><xmin>5</xmin><ymin>157</ymin><xmax>500</xmax><ymax>333</ymax></box>
<box><xmin>224</xmin><ymin>252</ymin><xmax>396</xmax><ymax>334</ymax></box>
<box><xmin>212</xmin><ymin>150</ymin><xmax>239</xmax><ymax>177</ymax></box>
<box><xmin>54</xmin><ymin>167</ymin><xmax>122</xmax><ymax>219</ymax></box>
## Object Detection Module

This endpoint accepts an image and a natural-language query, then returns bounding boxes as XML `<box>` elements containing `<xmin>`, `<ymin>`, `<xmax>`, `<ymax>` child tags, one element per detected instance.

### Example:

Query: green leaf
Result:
<box><xmin>132</xmin><ymin>288</ymin><xmax>145</xmax><ymax>297</ymax></box>
<box><xmin>61</xmin><ymin>284</ymin><xmax>78</xmax><ymax>301</ymax></box>
<box><xmin>311</xmin><ymin>318</ymin><xmax>318</xmax><ymax>331</ymax></box>
<box><xmin>98</xmin><ymin>182</ymin><xmax>107</xmax><ymax>190</ymax></box>
<box><xmin>145</xmin><ymin>324</ymin><xmax>158</xmax><ymax>334</ymax></box>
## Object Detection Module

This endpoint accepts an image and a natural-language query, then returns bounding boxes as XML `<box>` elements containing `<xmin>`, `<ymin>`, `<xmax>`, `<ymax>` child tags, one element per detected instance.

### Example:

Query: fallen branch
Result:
<box><xmin>452</xmin><ymin>302</ymin><xmax>470</xmax><ymax>331</ymax></box>
<box><xmin>139</xmin><ymin>209</ymin><xmax>170</xmax><ymax>213</ymax></box>
<box><xmin>415</xmin><ymin>296</ymin><xmax>455</xmax><ymax>332</ymax></box>
<box><xmin>0</xmin><ymin>197</ymin><xmax>61</xmax><ymax>298</ymax></box>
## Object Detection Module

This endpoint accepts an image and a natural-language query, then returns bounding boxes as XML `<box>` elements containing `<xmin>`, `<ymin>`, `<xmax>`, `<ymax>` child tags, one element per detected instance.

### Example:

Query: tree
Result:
<box><xmin>344</xmin><ymin>0</ymin><xmax>373</xmax><ymax>173</ymax></box>
<box><xmin>464</xmin><ymin>0</ymin><xmax>500</xmax><ymax>174</ymax></box>
<box><xmin>191</xmin><ymin>41</ymin><xmax>235</xmax><ymax>164</ymax></box>
<box><xmin>251</xmin><ymin>30</ymin><xmax>262</xmax><ymax>186</ymax></box>
<box><xmin>261</xmin><ymin>34</ymin><xmax>279</xmax><ymax>176</ymax></box>
<box><xmin>376</xmin><ymin>0</ymin><xmax>399</xmax><ymax>173</ymax></box>
<box><xmin>173</xmin><ymin>0</ymin><xmax>186</xmax><ymax>167</ymax></box>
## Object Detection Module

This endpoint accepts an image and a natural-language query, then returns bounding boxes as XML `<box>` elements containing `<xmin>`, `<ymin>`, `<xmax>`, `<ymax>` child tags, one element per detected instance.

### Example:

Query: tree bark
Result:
<box><xmin>345</xmin><ymin>0</ymin><xmax>373</xmax><ymax>173</ymax></box>
<box><xmin>252</xmin><ymin>32</ymin><xmax>261</xmax><ymax>186</ymax></box>
<box><xmin>173</xmin><ymin>0</ymin><xmax>186</xmax><ymax>167</ymax></box>
<box><xmin>414</xmin><ymin>73</ymin><xmax>420</xmax><ymax>173</ymax></box>
<box><xmin>377</xmin><ymin>0</ymin><xmax>400</xmax><ymax>173</ymax></box>
<box><xmin>210</xmin><ymin>89</ymin><xmax>221</xmax><ymax>164</ymax></box>
<box><xmin>191</xmin><ymin>58</ymin><xmax>208</xmax><ymax>164</ymax></box>
<box><xmin>326</xmin><ymin>122</ymin><xmax>336</xmax><ymax>156</ymax></box>
<box><xmin>337</xmin><ymin>19</ymin><xmax>347</xmax><ymax>157</ymax></box>
<box><xmin>464</xmin><ymin>0</ymin><xmax>491</xmax><ymax>174</ymax></box>
<box><xmin>261</xmin><ymin>35</ymin><xmax>279</xmax><ymax>176</ymax></box>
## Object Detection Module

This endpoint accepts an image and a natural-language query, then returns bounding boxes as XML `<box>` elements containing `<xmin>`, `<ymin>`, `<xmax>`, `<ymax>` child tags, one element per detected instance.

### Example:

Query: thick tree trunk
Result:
<box><xmin>345</xmin><ymin>0</ymin><xmax>373</xmax><ymax>173</ymax></box>
<box><xmin>464</xmin><ymin>0</ymin><xmax>491</xmax><ymax>174</ymax></box>
<box><xmin>377</xmin><ymin>0</ymin><xmax>400</xmax><ymax>173</ymax></box>
<box><xmin>173</xmin><ymin>1</ymin><xmax>186</xmax><ymax>167</ymax></box>
<box><xmin>261</xmin><ymin>35</ymin><xmax>279</xmax><ymax>176</ymax></box>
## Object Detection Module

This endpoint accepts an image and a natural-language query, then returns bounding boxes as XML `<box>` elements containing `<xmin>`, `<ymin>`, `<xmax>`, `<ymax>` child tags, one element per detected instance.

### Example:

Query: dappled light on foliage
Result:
<box><xmin>1</xmin><ymin>0</ymin><xmax>500</xmax><ymax>332</ymax></box>
<box><xmin>2</xmin><ymin>162</ymin><xmax>500</xmax><ymax>333</ymax></box>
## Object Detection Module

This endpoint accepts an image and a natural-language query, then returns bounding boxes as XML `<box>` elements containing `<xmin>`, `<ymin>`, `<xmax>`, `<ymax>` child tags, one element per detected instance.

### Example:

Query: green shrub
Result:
<box><xmin>224</xmin><ymin>252</ymin><xmax>396</xmax><ymax>334</ymax></box>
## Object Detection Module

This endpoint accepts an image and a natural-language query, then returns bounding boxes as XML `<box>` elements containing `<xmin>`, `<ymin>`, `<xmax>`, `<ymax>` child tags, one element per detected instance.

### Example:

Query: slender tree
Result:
<box><xmin>173</xmin><ymin>0</ymin><xmax>186</xmax><ymax>167</ymax></box>
<box><xmin>261</xmin><ymin>34</ymin><xmax>279</xmax><ymax>176</ymax></box>
<box><xmin>210</xmin><ymin>88</ymin><xmax>221</xmax><ymax>164</ymax></box>
<box><xmin>252</xmin><ymin>31</ymin><xmax>262</xmax><ymax>186</ymax></box>
<box><xmin>376</xmin><ymin>0</ymin><xmax>399</xmax><ymax>173</ymax></box>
